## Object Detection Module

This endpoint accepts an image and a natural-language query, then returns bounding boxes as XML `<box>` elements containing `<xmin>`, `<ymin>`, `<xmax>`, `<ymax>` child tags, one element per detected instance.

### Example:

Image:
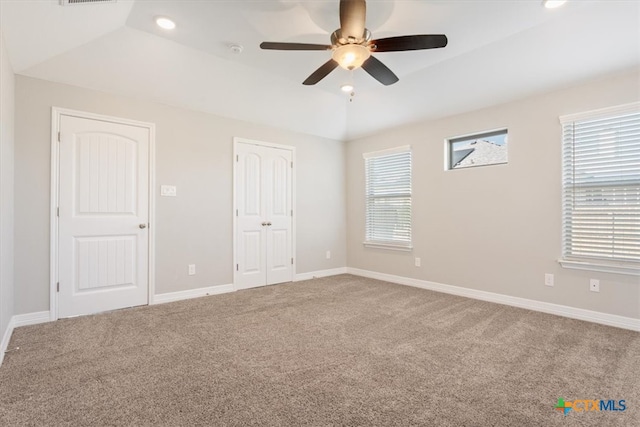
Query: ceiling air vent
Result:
<box><xmin>60</xmin><ymin>0</ymin><xmax>118</xmax><ymax>5</ymax></box>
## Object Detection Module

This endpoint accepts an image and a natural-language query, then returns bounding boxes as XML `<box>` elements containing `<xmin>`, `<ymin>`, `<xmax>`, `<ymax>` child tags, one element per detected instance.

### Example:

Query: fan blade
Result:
<box><xmin>260</xmin><ymin>42</ymin><xmax>332</xmax><ymax>51</ymax></box>
<box><xmin>339</xmin><ymin>0</ymin><xmax>366</xmax><ymax>40</ymax></box>
<box><xmin>370</xmin><ymin>35</ymin><xmax>448</xmax><ymax>52</ymax></box>
<box><xmin>303</xmin><ymin>59</ymin><xmax>339</xmax><ymax>85</ymax></box>
<box><xmin>361</xmin><ymin>56</ymin><xmax>399</xmax><ymax>86</ymax></box>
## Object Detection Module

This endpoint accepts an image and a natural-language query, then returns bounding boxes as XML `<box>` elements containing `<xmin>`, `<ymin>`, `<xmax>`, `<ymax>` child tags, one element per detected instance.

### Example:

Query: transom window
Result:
<box><xmin>447</xmin><ymin>129</ymin><xmax>508</xmax><ymax>170</ymax></box>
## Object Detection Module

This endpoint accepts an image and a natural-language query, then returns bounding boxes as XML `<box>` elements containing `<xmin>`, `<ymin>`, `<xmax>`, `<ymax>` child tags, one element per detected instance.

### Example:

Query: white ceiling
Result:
<box><xmin>1</xmin><ymin>0</ymin><xmax>639</xmax><ymax>141</ymax></box>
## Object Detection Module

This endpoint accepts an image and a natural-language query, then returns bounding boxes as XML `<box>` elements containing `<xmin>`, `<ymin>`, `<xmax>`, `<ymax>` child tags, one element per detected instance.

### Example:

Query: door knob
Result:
<box><xmin>261</xmin><ymin>222</ymin><xmax>268</xmax><ymax>226</ymax></box>
<box><xmin>139</xmin><ymin>224</ymin><xmax>147</xmax><ymax>229</ymax></box>
<box><xmin>266</xmin><ymin>222</ymin><xmax>272</xmax><ymax>226</ymax></box>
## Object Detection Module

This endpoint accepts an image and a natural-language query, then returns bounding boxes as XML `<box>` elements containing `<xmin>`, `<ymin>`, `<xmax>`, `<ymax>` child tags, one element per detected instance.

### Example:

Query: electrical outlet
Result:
<box><xmin>188</xmin><ymin>264</ymin><xmax>196</xmax><ymax>276</ymax></box>
<box><xmin>326</xmin><ymin>250</ymin><xmax>331</xmax><ymax>259</ymax></box>
<box><xmin>590</xmin><ymin>279</ymin><xmax>600</xmax><ymax>293</ymax></box>
<box><xmin>545</xmin><ymin>273</ymin><xmax>554</xmax><ymax>287</ymax></box>
<box><xmin>415</xmin><ymin>257</ymin><xmax>421</xmax><ymax>267</ymax></box>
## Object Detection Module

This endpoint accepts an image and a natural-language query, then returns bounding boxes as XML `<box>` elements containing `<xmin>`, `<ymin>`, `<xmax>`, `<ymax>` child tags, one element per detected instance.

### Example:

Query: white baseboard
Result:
<box><xmin>13</xmin><ymin>311</ymin><xmax>51</xmax><ymax>328</ymax></box>
<box><xmin>295</xmin><ymin>267</ymin><xmax>348</xmax><ymax>282</ymax></box>
<box><xmin>0</xmin><ymin>318</ymin><xmax>14</xmax><ymax>366</ymax></box>
<box><xmin>154</xmin><ymin>268</ymin><xmax>349</xmax><ymax>304</ymax></box>
<box><xmin>347</xmin><ymin>268</ymin><xmax>640</xmax><ymax>332</ymax></box>
<box><xmin>152</xmin><ymin>283</ymin><xmax>235</xmax><ymax>305</ymax></box>
<box><xmin>1</xmin><ymin>310</ymin><xmax>52</xmax><ymax>366</ymax></box>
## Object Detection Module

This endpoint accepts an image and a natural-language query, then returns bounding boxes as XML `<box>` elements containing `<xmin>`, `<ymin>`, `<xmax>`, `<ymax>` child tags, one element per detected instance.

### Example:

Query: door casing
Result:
<box><xmin>233</xmin><ymin>137</ymin><xmax>296</xmax><ymax>289</ymax></box>
<box><xmin>50</xmin><ymin>107</ymin><xmax>156</xmax><ymax>320</ymax></box>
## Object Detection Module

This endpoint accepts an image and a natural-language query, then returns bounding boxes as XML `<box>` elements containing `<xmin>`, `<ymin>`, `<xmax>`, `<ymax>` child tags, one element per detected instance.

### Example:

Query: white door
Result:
<box><xmin>58</xmin><ymin>114</ymin><xmax>150</xmax><ymax>318</ymax></box>
<box><xmin>235</xmin><ymin>142</ymin><xmax>293</xmax><ymax>289</ymax></box>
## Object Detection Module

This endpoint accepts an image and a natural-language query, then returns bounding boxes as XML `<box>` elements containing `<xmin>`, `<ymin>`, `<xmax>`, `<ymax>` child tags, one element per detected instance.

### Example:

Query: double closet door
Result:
<box><xmin>235</xmin><ymin>141</ymin><xmax>293</xmax><ymax>289</ymax></box>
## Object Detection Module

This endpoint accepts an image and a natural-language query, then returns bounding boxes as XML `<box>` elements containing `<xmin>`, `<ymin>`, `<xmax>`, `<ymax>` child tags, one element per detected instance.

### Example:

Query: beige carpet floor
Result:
<box><xmin>1</xmin><ymin>274</ymin><xmax>638</xmax><ymax>426</ymax></box>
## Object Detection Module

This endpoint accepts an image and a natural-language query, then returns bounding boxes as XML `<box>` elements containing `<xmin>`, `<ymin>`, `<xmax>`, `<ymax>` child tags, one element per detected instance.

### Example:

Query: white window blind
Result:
<box><xmin>561</xmin><ymin>103</ymin><xmax>640</xmax><ymax>274</ymax></box>
<box><xmin>364</xmin><ymin>146</ymin><xmax>412</xmax><ymax>250</ymax></box>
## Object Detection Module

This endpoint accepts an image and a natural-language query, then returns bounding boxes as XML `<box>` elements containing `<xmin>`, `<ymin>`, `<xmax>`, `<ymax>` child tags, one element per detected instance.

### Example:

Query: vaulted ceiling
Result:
<box><xmin>1</xmin><ymin>0</ymin><xmax>638</xmax><ymax>140</ymax></box>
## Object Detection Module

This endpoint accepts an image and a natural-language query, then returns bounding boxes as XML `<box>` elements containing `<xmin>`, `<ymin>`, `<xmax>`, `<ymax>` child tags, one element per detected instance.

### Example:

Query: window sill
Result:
<box><xmin>558</xmin><ymin>259</ymin><xmax>640</xmax><ymax>276</ymax></box>
<box><xmin>363</xmin><ymin>242</ymin><xmax>413</xmax><ymax>252</ymax></box>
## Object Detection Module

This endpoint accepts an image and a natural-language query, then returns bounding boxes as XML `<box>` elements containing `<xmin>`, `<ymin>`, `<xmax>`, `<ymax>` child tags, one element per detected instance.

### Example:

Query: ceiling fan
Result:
<box><xmin>260</xmin><ymin>0</ymin><xmax>448</xmax><ymax>86</ymax></box>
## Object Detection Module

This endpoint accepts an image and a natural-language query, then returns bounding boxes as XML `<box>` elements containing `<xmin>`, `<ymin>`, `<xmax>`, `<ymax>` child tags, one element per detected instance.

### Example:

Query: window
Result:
<box><xmin>363</xmin><ymin>146</ymin><xmax>412</xmax><ymax>250</ymax></box>
<box><xmin>560</xmin><ymin>103</ymin><xmax>640</xmax><ymax>275</ymax></box>
<box><xmin>447</xmin><ymin>129</ymin><xmax>508</xmax><ymax>170</ymax></box>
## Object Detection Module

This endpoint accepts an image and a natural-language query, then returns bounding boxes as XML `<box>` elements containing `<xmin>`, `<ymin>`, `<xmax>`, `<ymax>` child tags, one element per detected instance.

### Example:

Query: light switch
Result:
<box><xmin>161</xmin><ymin>185</ymin><xmax>177</xmax><ymax>197</ymax></box>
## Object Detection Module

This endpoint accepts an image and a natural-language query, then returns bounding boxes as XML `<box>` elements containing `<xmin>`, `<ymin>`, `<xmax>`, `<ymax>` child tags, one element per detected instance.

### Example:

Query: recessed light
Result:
<box><xmin>542</xmin><ymin>0</ymin><xmax>567</xmax><ymax>9</ymax></box>
<box><xmin>341</xmin><ymin>84</ymin><xmax>354</xmax><ymax>92</ymax></box>
<box><xmin>155</xmin><ymin>16</ymin><xmax>176</xmax><ymax>30</ymax></box>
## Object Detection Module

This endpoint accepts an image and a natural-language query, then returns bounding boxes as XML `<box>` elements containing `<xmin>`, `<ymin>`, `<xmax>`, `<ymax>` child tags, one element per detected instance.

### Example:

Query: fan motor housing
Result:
<box><xmin>331</xmin><ymin>29</ymin><xmax>372</xmax><ymax>47</ymax></box>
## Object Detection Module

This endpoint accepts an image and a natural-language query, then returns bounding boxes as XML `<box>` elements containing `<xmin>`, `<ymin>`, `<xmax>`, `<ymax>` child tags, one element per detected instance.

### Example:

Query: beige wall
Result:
<box><xmin>11</xmin><ymin>69</ymin><xmax>640</xmax><ymax>320</ymax></box>
<box><xmin>0</xmin><ymin>32</ymin><xmax>15</xmax><ymax>339</ymax></box>
<box><xmin>346</xmin><ymin>68</ymin><xmax>640</xmax><ymax>319</ymax></box>
<box><xmin>14</xmin><ymin>76</ymin><xmax>346</xmax><ymax>315</ymax></box>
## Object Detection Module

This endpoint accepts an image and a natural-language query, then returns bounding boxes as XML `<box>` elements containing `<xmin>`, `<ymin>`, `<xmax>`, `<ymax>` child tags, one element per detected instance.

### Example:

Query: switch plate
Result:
<box><xmin>415</xmin><ymin>257</ymin><xmax>421</xmax><ymax>267</ymax></box>
<box><xmin>545</xmin><ymin>273</ymin><xmax>554</xmax><ymax>287</ymax></box>
<box><xmin>161</xmin><ymin>185</ymin><xmax>177</xmax><ymax>197</ymax></box>
<box><xmin>326</xmin><ymin>250</ymin><xmax>331</xmax><ymax>259</ymax></box>
<box><xmin>590</xmin><ymin>279</ymin><xmax>600</xmax><ymax>293</ymax></box>
<box><xmin>188</xmin><ymin>264</ymin><xmax>196</xmax><ymax>276</ymax></box>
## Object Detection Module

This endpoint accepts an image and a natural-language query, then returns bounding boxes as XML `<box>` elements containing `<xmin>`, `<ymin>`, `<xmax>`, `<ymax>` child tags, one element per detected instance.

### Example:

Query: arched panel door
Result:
<box><xmin>58</xmin><ymin>114</ymin><xmax>150</xmax><ymax>317</ymax></box>
<box><xmin>235</xmin><ymin>142</ymin><xmax>292</xmax><ymax>289</ymax></box>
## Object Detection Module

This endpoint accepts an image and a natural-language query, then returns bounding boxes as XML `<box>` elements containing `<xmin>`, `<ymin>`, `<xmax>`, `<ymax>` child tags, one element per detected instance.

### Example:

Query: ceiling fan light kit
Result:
<box><xmin>332</xmin><ymin>44</ymin><xmax>370</xmax><ymax>70</ymax></box>
<box><xmin>260</xmin><ymin>0</ymin><xmax>448</xmax><ymax>87</ymax></box>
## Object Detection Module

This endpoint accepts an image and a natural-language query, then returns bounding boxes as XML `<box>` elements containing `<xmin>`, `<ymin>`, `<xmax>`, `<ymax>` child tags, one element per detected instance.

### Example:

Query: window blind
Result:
<box><xmin>561</xmin><ymin>105</ymin><xmax>640</xmax><ymax>268</ymax></box>
<box><xmin>364</xmin><ymin>147</ymin><xmax>412</xmax><ymax>248</ymax></box>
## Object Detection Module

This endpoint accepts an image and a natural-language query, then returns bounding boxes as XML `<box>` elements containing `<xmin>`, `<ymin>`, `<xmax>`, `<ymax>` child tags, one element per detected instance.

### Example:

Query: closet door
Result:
<box><xmin>235</xmin><ymin>141</ymin><xmax>292</xmax><ymax>289</ymax></box>
<box><xmin>264</xmin><ymin>148</ymin><xmax>292</xmax><ymax>285</ymax></box>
